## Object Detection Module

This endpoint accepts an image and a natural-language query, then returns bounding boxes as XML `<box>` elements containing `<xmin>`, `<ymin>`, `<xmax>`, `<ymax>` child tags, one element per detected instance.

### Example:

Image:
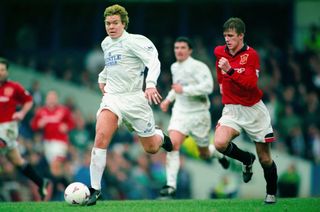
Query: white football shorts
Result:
<box><xmin>218</xmin><ymin>100</ymin><xmax>275</xmax><ymax>143</ymax></box>
<box><xmin>43</xmin><ymin>140</ymin><xmax>69</xmax><ymax>163</ymax></box>
<box><xmin>0</xmin><ymin>121</ymin><xmax>19</xmax><ymax>154</ymax></box>
<box><xmin>97</xmin><ymin>91</ymin><xmax>156</xmax><ymax>137</ymax></box>
<box><xmin>168</xmin><ymin>110</ymin><xmax>211</xmax><ymax>147</ymax></box>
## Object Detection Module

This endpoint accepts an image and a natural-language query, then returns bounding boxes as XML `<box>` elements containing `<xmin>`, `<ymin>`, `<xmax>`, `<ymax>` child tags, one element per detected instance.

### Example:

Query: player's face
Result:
<box><xmin>223</xmin><ymin>28</ymin><xmax>244</xmax><ymax>54</ymax></box>
<box><xmin>174</xmin><ymin>42</ymin><xmax>192</xmax><ymax>62</ymax></box>
<box><xmin>105</xmin><ymin>15</ymin><xmax>125</xmax><ymax>39</ymax></box>
<box><xmin>45</xmin><ymin>91</ymin><xmax>59</xmax><ymax>108</ymax></box>
<box><xmin>0</xmin><ymin>63</ymin><xmax>8</xmax><ymax>83</ymax></box>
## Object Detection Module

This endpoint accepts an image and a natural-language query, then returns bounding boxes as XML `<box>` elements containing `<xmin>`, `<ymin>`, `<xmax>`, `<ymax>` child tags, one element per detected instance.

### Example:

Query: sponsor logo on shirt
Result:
<box><xmin>0</xmin><ymin>96</ymin><xmax>9</xmax><ymax>102</ymax></box>
<box><xmin>105</xmin><ymin>52</ymin><xmax>122</xmax><ymax>67</ymax></box>
<box><xmin>234</xmin><ymin>68</ymin><xmax>245</xmax><ymax>73</ymax></box>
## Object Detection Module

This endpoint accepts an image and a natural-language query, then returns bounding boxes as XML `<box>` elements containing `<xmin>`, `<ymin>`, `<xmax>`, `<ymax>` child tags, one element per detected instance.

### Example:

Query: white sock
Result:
<box><xmin>90</xmin><ymin>147</ymin><xmax>107</xmax><ymax>190</ymax></box>
<box><xmin>166</xmin><ymin>151</ymin><xmax>180</xmax><ymax>189</ymax></box>
<box><xmin>209</xmin><ymin>144</ymin><xmax>223</xmax><ymax>159</ymax></box>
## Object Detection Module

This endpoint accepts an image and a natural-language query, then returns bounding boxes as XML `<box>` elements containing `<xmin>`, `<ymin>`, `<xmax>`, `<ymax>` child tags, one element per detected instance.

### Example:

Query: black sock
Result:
<box><xmin>262</xmin><ymin>161</ymin><xmax>278</xmax><ymax>195</ymax></box>
<box><xmin>222</xmin><ymin>142</ymin><xmax>252</xmax><ymax>164</ymax></box>
<box><xmin>17</xmin><ymin>163</ymin><xmax>43</xmax><ymax>188</ymax></box>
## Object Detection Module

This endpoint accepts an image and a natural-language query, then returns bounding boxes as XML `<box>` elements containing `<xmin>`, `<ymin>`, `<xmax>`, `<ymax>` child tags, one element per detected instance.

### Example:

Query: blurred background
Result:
<box><xmin>1</xmin><ymin>0</ymin><xmax>320</xmax><ymax>201</ymax></box>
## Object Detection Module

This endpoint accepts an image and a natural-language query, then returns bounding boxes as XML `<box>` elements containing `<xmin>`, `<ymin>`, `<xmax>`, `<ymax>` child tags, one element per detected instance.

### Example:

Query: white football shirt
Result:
<box><xmin>166</xmin><ymin>56</ymin><xmax>213</xmax><ymax>113</ymax></box>
<box><xmin>98</xmin><ymin>31</ymin><xmax>161</xmax><ymax>94</ymax></box>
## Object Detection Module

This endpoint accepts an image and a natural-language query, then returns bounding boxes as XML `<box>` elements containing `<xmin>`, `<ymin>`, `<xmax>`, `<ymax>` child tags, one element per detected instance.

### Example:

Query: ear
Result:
<box><xmin>239</xmin><ymin>33</ymin><xmax>244</xmax><ymax>40</ymax></box>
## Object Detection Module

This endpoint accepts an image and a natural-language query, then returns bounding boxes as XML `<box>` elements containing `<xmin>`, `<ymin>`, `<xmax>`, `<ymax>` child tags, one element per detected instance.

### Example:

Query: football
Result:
<box><xmin>64</xmin><ymin>182</ymin><xmax>90</xmax><ymax>205</ymax></box>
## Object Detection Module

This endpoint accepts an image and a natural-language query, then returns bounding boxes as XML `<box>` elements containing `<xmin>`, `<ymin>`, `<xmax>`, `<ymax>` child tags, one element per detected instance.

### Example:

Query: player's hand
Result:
<box><xmin>38</xmin><ymin>118</ymin><xmax>48</xmax><ymax>128</ymax></box>
<box><xmin>59</xmin><ymin>123</ymin><xmax>68</xmax><ymax>133</ymax></box>
<box><xmin>160</xmin><ymin>99</ymin><xmax>170</xmax><ymax>112</ymax></box>
<box><xmin>172</xmin><ymin>83</ymin><xmax>183</xmax><ymax>94</ymax></box>
<box><xmin>218</xmin><ymin>57</ymin><xmax>231</xmax><ymax>73</ymax></box>
<box><xmin>145</xmin><ymin>87</ymin><xmax>162</xmax><ymax>105</ymax></box>
<box><xmin>98</xmin><ymin>83</ymin><xmax>106</xmax><ymax>95</ymax></box>
<box><xmin>12</xmin><ymin>111</ymin><xmax>25</xmax><ymax>121</ymax></box>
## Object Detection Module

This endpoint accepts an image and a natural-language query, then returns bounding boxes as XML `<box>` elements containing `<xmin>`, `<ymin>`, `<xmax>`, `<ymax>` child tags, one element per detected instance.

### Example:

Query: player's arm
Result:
<box><xmin>128</xmin><ymin>35</ymin><xmax>162</xmax><ymax>104</ymax></box>
<box><xmin>98</xmin><ymin>66</ymin><xmax>107</xmax><ymax>95</ymax></box>
<box><xmin>30</xmin><ymin>108</ymin><xmax>42</xmax><ymax>130</ymax></box>
<box><xmin>218</xmin><ymin>53</ymin><xmax>259</xmax><ymax>89</ymax></box>
<box><xmin>59</xmin><ymin>107</ymin><xmax>75</xmax><ymax>133</ymax></box>
<box><xmin>12</xmin><ymin>100</ymin><xmax>33</xmax><ymax>121</ymax></box>
<box><xmin>160</xmin><ymin>89</ymin><xmax>176</xmax><ymax>112</ymax></box>
<box><xmin>214</xmin><ymin>48</ymin><xmax>224</xmax><ymax>95</ymax></box>
<box><xmin>12</xmin><ymin>84</ymin><xmax>33</xmax><ymax>121</ymax></box>
<box><xmin>181</xmin><ymin>64</ymin><xmax>213</xmax><ymax>96</ymax></box>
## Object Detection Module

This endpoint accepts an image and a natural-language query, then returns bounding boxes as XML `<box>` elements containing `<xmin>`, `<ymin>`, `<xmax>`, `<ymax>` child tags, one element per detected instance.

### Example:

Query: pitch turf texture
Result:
<box><xmin>0</xmin><ymin>198</ymin><xmax>319</xmax><ymax>212</ymax></box>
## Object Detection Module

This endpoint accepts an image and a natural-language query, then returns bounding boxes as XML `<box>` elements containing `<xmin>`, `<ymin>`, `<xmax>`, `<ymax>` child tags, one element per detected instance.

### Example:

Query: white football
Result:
<box><xmin>64</xmin><ymin>182</ymin><xmax>90</xmax><ymax>205</ymax></box>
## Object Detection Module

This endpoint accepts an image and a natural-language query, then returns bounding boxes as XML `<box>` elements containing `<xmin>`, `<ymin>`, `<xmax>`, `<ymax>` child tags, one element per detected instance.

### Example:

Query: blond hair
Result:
<box><xmin>104</xmin><ymin>4</ymin><xmax>129</xmax><ymax>30</ymax></box>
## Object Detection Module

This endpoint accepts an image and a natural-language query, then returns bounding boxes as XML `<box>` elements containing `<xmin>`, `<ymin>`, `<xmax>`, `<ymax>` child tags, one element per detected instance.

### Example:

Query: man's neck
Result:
<box><xmin>230</xmin><ymin>43</ymin><xmax>244</xmax><ymax>56</ymax></box>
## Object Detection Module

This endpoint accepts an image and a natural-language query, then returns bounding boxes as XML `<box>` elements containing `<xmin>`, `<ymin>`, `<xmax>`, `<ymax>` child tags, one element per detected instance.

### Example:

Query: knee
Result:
<box><xmin>214</xmin><ymin>139</ymin><xmax>228</xmax><ymax>152</ymax></box>
<box><xmin>143</xmin><ymin>145</ymin><xmax>158</xmax><ymax>154</ymax></box>
<box><xmin>258</xmin><ymin>155</ymin><xmax>273</xmax><ymax>166</ymax></box>
<box><xmin>171</xmin><ymin>140</ymin><xmax>181</xmax><ymax>151</ymax></box>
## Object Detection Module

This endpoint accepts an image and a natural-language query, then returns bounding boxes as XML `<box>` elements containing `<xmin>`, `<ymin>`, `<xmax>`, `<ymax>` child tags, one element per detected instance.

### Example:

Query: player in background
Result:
<box><xmin>213</xmin><ymin>17</ymin><xmax>278</xmax><ymax>204</ymax></box>
<box><xmin>159</xmin><ymin>37</ymin><xmax>230</xmax><ymax>198</ymax></box>
<box><xmin>31</xmin><ymin>90</ymin><xmax>75</xmax><ymax>171</ymax></box>
<box><xmin>0</xmin><ymin>57</ymin><xmax>51</xmax><ymax>200</ymax></box>
<box><xmin>86</xmin><ymin>4</ymin><xmax>173</xmax><ymax>206</ymax></box>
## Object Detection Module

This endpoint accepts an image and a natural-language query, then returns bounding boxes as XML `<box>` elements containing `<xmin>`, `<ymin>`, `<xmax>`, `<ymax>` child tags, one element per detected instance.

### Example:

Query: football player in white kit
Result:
<box><xmin>86</xmin><ymin>4</ymin><xmax>173</xmax><ymax>206</ymax></box>
<box><xmin>159</xmin><ymin>37</ymin><xmax>230</xmax><ymax>198</ymax></box>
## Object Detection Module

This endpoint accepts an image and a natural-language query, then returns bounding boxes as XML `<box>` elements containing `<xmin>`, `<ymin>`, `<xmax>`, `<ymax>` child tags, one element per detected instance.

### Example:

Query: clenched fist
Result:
<box><xmin>218</xmin><ymin>57</ymin><xmax>231</xmax><ymax>73</ymax></box>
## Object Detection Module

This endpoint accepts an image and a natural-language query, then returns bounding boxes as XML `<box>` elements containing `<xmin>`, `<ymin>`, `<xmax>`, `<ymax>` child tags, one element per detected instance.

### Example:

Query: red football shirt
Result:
<box><xmin>31</xmin><ymin>105</ymin><xmax>75</xmax><ymax>143</ymax></box>
<box><xmin>0</xmin><ymin>80</ymin><xmax>33</xmax><ymax>123</ymax></box>
<box><xmin>214</xmin><ymin>44</ymin><xmax>263</xmax><ymax>106</ymax></box>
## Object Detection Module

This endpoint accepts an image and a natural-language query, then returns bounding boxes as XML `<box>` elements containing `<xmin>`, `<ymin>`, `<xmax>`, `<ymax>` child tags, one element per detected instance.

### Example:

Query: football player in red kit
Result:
<box><xmin>0</xmin><ymin>57</ymin><xmax>51</xmax><ymax>201</ymax></box>
<box><xmin>213</xmin><ymin>18</ymin><xmax>278</xmax><ymax>204</ymax></box>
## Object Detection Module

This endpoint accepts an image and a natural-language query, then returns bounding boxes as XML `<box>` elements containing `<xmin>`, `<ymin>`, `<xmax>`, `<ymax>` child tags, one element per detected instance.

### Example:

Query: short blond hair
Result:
<box><xmin>104</xmin><ymin>4</ymin><xmax>129</xmax><ymax>30</ymax></box>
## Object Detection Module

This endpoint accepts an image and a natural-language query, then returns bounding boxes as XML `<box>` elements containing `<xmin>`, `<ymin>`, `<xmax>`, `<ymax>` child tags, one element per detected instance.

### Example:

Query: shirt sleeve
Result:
<box><xmin>14</xmin><ymin>83</ymin><xmax>33</xmax><ymax>104</ymax></box>
<box><xmin>166</xmin><ymin>89</ymin><xmax>176</xmax><ymax>102</ymax></box>
<box><xmin>214</xmin><ymin>48</ymin><xmax>223</xmax><ymax>94</ymax></box>
<box><xmin>98</xmin><ymin>66</ymin><xmax>107</xmax><ymax>83</ymax></box>
<box><xmin>127</xmin><ymin>35</ymin><xmax>161</xmax><ymax>88</ymax></box>
<box><xmin>182</xmin><ymin>63</ymin><xmax>214</xmax><ymax>96</ymax></box>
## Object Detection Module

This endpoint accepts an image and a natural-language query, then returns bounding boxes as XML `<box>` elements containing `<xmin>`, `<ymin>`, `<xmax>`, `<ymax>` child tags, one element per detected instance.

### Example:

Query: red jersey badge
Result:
<box><xmin>240</xmin><ymin>54</ymin><xmax>249</xmax><ymax>65</ymax></box>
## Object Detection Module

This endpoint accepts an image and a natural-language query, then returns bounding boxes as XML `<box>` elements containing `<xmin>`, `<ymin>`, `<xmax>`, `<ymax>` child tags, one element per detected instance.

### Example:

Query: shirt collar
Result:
<box><xmin>224</xmin><ymin>44</ymin><xmax>248</xmax><ymax>57</ymax></box>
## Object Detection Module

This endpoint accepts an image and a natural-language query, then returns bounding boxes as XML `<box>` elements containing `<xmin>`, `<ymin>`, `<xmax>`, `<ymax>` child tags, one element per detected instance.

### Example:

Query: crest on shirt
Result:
<box><xmin>240</xmin><ymin>54</ymin><xmax>249</xmax><ymax>65</ymax></box>
<box><xmin>4</xmin><ymin>87</ymin><xmax>14</xmax><ymax>97</ymax></box>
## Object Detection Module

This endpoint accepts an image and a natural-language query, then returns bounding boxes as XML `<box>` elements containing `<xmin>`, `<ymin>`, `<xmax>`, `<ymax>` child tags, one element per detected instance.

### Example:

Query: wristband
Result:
<box><xmin>227</xmin><ymin>68</ymin><xmax>235</xmax><ymax>76</ymax></box>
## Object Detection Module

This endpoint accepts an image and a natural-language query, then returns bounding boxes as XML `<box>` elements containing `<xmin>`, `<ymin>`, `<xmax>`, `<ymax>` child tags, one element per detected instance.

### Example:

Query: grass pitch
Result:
<box><xmin>0</xmin><ymin>198</ymin><xmax>319</xmax><ymax>212</ymax></box>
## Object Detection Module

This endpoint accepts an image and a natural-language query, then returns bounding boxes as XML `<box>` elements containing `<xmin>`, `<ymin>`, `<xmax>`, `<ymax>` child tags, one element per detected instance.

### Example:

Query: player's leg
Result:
<box><xmin>129</xmin><ymin>95</ymin><xmax>172</xmax><ymax>153</ymax></box>
<box><xmin>159</xmin><ymin>130</ymin><xmax>185</xmax><ymax>198</ymax></box>
<box><xmin>255</xmin><ymin>142</ymin><xmax>278</xmax><ymax>204</ymax></box>
<box><xmin>198</xmin><ymin>144</ymin><xmax>230</xmax><ymax>169</ymax></box>
<box><xmin>7</xmin><ymin>147</ymin><xmax>51</xmax><ymax>200</ymax></box>
<box><xmin>214</xmin><ymin>125</ymin><xmax>255</xmax><ymax>182</ymax></box>
<box><xmin>87</xmin><ymin>109</ymin><xmax>118</xmax><ymax>206</ymax></box>
<box><xmin>139</xmin><ymin>128</ymin><xmax>173</xmax><ymax>154</ymax></box>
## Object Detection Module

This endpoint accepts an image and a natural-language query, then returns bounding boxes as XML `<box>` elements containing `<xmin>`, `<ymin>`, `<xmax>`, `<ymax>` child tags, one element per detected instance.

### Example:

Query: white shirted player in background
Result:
<box><xmin>159</xmin><ymin>37</ymin><xmax>230</xmax><ymax>198</ymax></box>
<box><xmin>86</xmin><ymin>4</ymin><xmax>173</xmax><ymax>206</ymax></box>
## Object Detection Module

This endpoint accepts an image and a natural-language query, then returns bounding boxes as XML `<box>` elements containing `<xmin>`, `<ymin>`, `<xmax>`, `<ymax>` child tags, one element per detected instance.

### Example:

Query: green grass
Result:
<box><xmin>0</xmin><ymin>198</ymin><xmax>319</xmax><ymax>212</ymax></box>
